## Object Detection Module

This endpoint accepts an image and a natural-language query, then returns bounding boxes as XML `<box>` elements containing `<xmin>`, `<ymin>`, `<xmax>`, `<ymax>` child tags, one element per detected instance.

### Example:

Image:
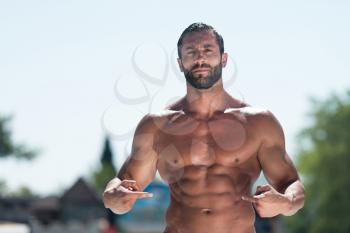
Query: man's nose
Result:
<box><xmin>194</xmin><ymin>51</ymin><xmax>206</xmax><ymax>64</ymax></box>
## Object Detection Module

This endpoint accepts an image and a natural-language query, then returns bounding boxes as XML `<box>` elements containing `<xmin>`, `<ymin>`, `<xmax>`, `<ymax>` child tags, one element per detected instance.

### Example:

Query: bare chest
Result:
<box><xmin>156</xmin><ymin>113</ymin><xmax>260</xmax><ymax>179</ymax></box>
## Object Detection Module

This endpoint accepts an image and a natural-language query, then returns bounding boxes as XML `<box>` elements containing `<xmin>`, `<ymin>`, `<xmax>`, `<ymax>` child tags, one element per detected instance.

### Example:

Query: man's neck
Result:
<box><xmin>184</xmin><ymin>80</ymin><xmax>230</xmax><ymax>119</ymax></box>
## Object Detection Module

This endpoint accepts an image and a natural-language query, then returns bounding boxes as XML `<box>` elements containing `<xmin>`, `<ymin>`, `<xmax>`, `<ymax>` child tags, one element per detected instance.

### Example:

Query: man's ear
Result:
<box><xmin>221</xmin><ymin>52</ymin><xmax>228</xmax><ymax>68</ymax></box>
<box><xmin>177</xmin><ymin>58</ymin><xmax>184</xmax><ymax>72</ymax></box>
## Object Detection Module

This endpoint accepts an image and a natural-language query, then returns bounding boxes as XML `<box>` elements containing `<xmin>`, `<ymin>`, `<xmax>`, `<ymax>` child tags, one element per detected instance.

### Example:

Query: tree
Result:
<box><xmin>287</xmin><ymin>90</ymin><xmax>350</xmax><ymax>233</ymax></box>
<box><xmin>90</xmin><ymin>137</ymin><xmax>119</xmax><ymax>230</ymax></box>
<box><xmin>0</xmin><ymin>115</ymin><xmax>37</xmax><ymax>160</ymax></box>
<box><xmin>0</xmin><ymin>180</ymin><xmax>7</xmax><ymax>196</ymax></box>
<box><xmin>10</xmin><ymin>185</ymin><xmax>39</xmax><ymax>198</ymax></box>
<box><xmin>90</xmin><ymin>137</ymin><xmax>117</xmax><ymax>195</ymax></box>
<box><xmin>0</xmin><ymin>114</ymin><xmax>38</xmax><ymax>196</ymax></box>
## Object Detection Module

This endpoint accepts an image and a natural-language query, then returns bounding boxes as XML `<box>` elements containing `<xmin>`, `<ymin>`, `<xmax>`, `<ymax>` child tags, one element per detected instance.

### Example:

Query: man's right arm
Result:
<box><xmin>103</xmin><ymin>113</ymin><xmax>160</xmax><ymax>214</ymax></box>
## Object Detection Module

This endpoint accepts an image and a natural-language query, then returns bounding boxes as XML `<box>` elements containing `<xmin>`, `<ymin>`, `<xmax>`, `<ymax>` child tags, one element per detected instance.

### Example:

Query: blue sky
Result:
<box><xmin>1</xmin><ymin>0</ymin><xmax>349</xmax><ymax>195</ymax></box>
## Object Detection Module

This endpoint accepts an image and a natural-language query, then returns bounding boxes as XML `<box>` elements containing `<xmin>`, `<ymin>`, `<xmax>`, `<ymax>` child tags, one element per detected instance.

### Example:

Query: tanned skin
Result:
<box><xmin>103</xmin><ymin>30</ymin><xmax>305</xmax><ymax>233</ymax></box>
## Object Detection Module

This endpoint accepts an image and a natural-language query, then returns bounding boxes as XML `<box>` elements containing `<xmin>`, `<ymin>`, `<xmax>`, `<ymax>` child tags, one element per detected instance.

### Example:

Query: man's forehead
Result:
<box><xmin>182</xmin><ymin>30</ymin><xmax>217</xmax><ymax>46</ymax></box>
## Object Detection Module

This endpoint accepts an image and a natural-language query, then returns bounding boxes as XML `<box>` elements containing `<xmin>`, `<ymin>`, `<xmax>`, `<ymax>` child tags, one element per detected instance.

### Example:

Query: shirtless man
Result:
<box><xmin>103</xmin><ymin>23</ymin><xmax>305</xmax><ymax>233</ymax></box>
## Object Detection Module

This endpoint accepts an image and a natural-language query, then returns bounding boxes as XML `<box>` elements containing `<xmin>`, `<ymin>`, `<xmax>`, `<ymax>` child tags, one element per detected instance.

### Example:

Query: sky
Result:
<box><xmin>1</xmin><ymin>0</ymin><xmax>349</xmax><ymax>195</ymax></box>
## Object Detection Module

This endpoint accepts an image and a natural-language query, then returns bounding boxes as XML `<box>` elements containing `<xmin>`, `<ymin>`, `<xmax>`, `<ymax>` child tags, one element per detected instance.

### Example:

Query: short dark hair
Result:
<box><xmin>177</xmin><ymin>22</ymin><xmax>224</xmax><ymax>58</ymax></box>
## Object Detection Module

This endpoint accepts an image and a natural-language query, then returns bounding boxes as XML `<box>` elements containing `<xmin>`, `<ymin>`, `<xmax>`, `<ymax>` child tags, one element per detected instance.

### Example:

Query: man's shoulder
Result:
<box><xmin>223</xmin><ymin>106</ymin><xmax>285</xmax><ymax>145</ymax></box>
<box><xmin>235</xmin><ymin>106</ymin><xmax>284</xmax><ymax>139</ymax></box>
<box><xmin>243</xmin><ymin>106</ymin><xmax>276</xmax><ymax>120</ymax></box>
<box><xmin>139</xmin><ymin>95</ymin><xmax>186</xmax><ymax>127</ymax></box>
<box><xmin>225</xmin><ymin>106</ymin><xmax>282</xmax><ymax>129</ymax></box>
<box><xmin>245</xmin><ymin>107</ymin><xmax>281</xmax><ymax>125</ymax></box>
<box><xmin>137</xmin><ymin>110</ymin><xmax>183</xmax><ymax>131</ymax></box>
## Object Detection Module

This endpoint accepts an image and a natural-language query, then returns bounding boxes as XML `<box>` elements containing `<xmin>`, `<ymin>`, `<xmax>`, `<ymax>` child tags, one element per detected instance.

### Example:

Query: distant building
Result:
<box><xmin>0</xmin><ymin>196</ymin><xmax>34</xmax><ymax>224</ymax></box>
<box><xmin>0</xmin><ymin>136</ymin><xmax>118</xmax><ymax>233</ymax></box>
<box><xmin>60</xmin><ymin>178</ymin><xmax>106</xmax><ymax>223</ymax></box>
<box><xmin>0</xmin><ymin>177</ymin><xmax>109</xmax><ymax>233</ymax></box>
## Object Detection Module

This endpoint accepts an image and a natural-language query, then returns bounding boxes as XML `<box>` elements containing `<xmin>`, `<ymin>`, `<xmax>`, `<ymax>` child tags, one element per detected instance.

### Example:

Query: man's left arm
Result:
<box><xmin>242</xmin><ymin>110</ymin><xmax>305</xmax><ymax>217</ymax></box>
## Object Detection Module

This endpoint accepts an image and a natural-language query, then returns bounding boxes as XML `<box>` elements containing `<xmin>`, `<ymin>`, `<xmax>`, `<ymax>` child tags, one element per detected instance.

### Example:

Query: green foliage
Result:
<box><xmin>11</xmin><ymin>185</ymin><xmax>39</xmax><ymax>198</ymax></box>
<box><xmin>0</xmin><ymin>180</ymin><xmax>8</xmax><ymax>196</ymax></box>
<box><xmin>91</xmin><ymin>161</ymin><xmax>116</xmax><ymax>194</ymax></box>
<box><xmin>0</xmin><ymin>114</ymin><xmax>38</xmax><ymax>196</ymax></box>
<box><xmin>287</xmin><ymin>90</ymin><xmax>350</xmax><ymax>233</ymax></box>
<box><xmin>90</xmin><ymin>138</ymin><xmax>117</xmax><ymax>194</ymax></box>
<box><xmin>0</xmin><ymin>180</ymin><xmax>39</xmax><ymax>198</ymax></box>
<box><xmin>0</xmin><ymin>115</ymin><xmax>37</xmax><ymax>160</ymax></box>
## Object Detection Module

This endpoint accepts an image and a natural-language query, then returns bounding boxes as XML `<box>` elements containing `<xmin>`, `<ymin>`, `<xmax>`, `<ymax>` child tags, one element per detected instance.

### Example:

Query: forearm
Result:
<box><xmin>282</xmin><ymin>179</ymin><xmax>305</xmax><ymax>216</ymax></box>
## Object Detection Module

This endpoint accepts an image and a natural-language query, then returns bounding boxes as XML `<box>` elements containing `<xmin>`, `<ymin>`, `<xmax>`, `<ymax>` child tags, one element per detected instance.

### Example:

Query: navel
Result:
<box><xmin>201</xmin><ymin>208</ymin><xmax>213</xmax><ymax>214</ymax></box>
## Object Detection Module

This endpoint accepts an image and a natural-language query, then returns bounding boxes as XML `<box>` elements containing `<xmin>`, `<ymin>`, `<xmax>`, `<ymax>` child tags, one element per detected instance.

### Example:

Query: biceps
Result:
<box><xmin>258</xmin><ymin>145</ymin><xmax>298</xmax><ymax>191</ymax></box>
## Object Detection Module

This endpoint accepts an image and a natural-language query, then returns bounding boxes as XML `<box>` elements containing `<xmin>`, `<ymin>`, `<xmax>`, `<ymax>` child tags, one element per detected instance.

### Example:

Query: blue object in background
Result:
<box><xmin>118</xmin><ymin>181</ymin><xmax>170</xmax><ymax>232</ymax></box>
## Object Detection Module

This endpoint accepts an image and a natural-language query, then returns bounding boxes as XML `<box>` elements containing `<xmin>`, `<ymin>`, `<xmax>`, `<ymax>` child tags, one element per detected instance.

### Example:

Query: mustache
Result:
<box><xmin>191</xmin><ymin>63</ymin><xmax>212</xmax><ymax>71</ymax></box>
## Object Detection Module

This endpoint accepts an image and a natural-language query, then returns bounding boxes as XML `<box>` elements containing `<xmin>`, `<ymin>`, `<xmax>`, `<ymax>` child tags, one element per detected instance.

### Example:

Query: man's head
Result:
<box><xmin>177</xmin><ymin>23</ymin><xmax>224</xmax><ymax>58</ymax></box>
<box><xmin>177</xmin><ymin>23</ymin><xmax>228</xmax><ymax>90</ymax></box>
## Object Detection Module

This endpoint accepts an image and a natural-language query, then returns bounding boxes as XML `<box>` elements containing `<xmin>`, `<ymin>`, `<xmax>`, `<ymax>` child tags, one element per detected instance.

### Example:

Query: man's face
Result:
<box><xmin>178</xmin><ymin>30</ymin><xmax>227</xmax><ymax>89</ymax></box>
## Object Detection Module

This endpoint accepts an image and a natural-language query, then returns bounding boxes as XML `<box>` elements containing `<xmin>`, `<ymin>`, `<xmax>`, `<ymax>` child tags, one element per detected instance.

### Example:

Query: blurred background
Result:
<box><xmin>1</xmin><ymin>0</ymin><xmax>349</xmax><ymax>233</ymax></box>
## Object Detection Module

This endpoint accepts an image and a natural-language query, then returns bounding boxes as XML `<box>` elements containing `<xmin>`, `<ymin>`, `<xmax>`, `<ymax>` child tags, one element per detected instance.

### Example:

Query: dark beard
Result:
<box><xmin>183</xmin><ymin>62</ymin><xmax>222</xmax><ymax>89</ymax></box>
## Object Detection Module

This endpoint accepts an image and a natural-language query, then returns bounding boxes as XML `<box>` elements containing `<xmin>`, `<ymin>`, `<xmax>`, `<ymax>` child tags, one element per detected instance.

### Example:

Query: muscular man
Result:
<box><xmin>103</xmin><ymin>23</ymin><xmax>305</xmax><ymax>233</ymax></box>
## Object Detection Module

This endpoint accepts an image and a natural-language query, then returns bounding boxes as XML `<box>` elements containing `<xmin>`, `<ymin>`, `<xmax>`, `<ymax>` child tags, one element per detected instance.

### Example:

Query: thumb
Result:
<box><xmin>255</xmin><ymin>185</ymin><xmax>271</xmax><ymax>195</ymax></box>
<box><xmin>241</xmin><ymin>195</ymin><xmax>258</xmax><ymax>203</ymax></box>
<box><xmin>121</xmin><ymin>180</ymin><xmax>139</xmax><ymax>191</ymax></box>
<box><xmin>253</xmin><ymin>193</ymin><xmax>266</xmax><ymax>199</ymax></box>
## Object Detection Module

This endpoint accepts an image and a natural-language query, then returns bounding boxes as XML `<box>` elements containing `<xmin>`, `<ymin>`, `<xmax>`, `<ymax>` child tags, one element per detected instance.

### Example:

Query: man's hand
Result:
<box><xmin>103</xmin><ymin>179</ymin><xmax>153</xmax><ymax>214</ymax></box>
<box><xmin>241</xmin><ymin>184</ymin><xmax>292</xmax><ymax>218</ymax></box>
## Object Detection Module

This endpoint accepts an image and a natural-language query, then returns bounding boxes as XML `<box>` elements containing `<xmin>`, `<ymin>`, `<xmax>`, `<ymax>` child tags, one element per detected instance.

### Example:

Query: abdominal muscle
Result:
<box><xmin>163</xmin><ymin>165</ymin><xmax>256</xmax><ymax>233</ymax></box>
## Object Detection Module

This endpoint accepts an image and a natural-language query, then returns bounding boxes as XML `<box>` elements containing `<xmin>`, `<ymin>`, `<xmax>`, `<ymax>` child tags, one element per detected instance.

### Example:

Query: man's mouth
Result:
<box><xmin>192</xmin><ymin>68</ymin><xmax>210</xmax><ymax>73</ymax></box>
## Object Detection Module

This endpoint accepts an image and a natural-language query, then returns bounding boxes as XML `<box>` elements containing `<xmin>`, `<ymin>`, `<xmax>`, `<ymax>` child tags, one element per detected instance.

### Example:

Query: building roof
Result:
<box><xmin>60</xmin><ymin>177</ymin><xmax>101</xmax><ymax>204</ymax></box>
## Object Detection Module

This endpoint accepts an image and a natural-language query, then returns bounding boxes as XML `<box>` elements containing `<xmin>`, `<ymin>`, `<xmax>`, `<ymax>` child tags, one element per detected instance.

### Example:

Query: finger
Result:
<box><xmin>255</xmin><ymin>185</ymin><xmax>271</xmax><ymax>195</ymax></box>
<box><xmin>259</xmin><ymin>184</ymin><xmax>271</xmax><ymax>191</ymax></box>
<box><xmin>253</xmin><ymin>193</ymin><xmax>266</xmax><ymax>199</ymax></box>
<box><xmin>241</xmin><ymin>195</ymin><xmax>258</xmax><ymax>203</ymax></box>
<box><xmin>126</xmin><ymin>191</ymin><xmax>152</xmax><ymax>195</ymax></box>
<box><xmin>138</xmin><ymin>193</ymin><xmax>154</xmax><ymax>199</ymax></box>
<box><xmin>127</xmin><ymin>191</ymin><xmax>153</xmax><ymax>198</ymax></box>
<box><xmin>121</xmin><ymin>179</ymin><xmax>137</xmax><ymax>185</ymax></box>
<box><xmin>121</xmin><ymin>180</ymin><xmax>139</xmax><ymax>190</ymax></box>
